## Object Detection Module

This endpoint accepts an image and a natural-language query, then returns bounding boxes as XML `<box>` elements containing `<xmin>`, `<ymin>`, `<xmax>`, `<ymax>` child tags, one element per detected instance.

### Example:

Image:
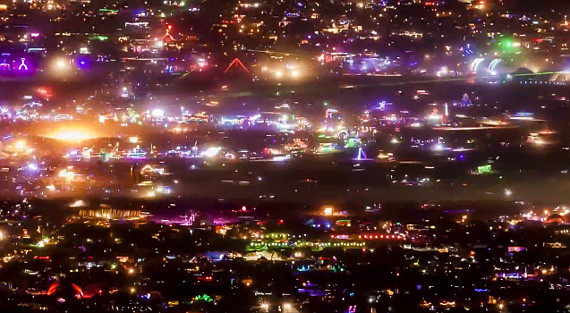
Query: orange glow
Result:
<box><xmin>48</xmin><ymin>130</ymin><xmax>95</xmax><ymax>142</ymax></box>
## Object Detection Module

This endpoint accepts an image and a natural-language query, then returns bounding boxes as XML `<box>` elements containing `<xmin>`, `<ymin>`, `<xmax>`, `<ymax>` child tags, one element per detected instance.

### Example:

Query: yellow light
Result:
<box><xmin>203</xmin><ymin>146</ymin><xmax>221</xmax><ymax>158</ymax></box>
<box><xmin>14</xmin><ymin>140</ymin><xmax>26</xmax><ymax>150</ymax></box>
<box><xmin>48</xmin><ymin>130</ymin><xmax>94</xmax><ymax>142</ymax></box>
<box><xmin>275</xmin><ymin>70</ymin><xmax>283</xmax><ymax>78</ymax></box>
<box><xmin>58</xmin><ymin>169</ymin><xmax>75</xmax><ymax>181</ymax></box>
<box><xmin>323</xmin><ymin>206</ymin><xmax>334</xmax><ymax>216</ymax></box>
<box><xmin>128</xmin><ymin>136</ymin><xmax>139</xmax><ymax>143</ymax></box>
<box><xmin>53</xmin><ymin>57</ymin><xmax>70</xmax><ymax>72</ymax></box>
<box><xmin>69</xmin><ymin>200</ymin><xmax>86</xmax><ymax>207</ymax></box>
<box><xmin>291</xmin><ymin>70</ymin><xmax>300</xmax><ymax>78</ymax></box>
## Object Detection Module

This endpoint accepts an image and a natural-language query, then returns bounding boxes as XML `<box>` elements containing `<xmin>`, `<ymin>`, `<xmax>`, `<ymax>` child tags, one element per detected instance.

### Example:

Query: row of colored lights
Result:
<box><xmin>249</xmin><ymin>241</ymin><xmax>367</xmax><ymax>247</ymax></box>
<box><xmin>359</xmin><ymin>234</ymin><xmax>405</xmax><ymax>240</ymax></box>
<box><xmin>328</xmin><ymin>234</ymin><xmax>406</xmax><ymax>240</ymax></box>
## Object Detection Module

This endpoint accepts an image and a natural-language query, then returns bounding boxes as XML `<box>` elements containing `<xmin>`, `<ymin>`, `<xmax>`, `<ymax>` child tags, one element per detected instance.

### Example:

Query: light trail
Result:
<box><xmin>185</xmin><ymin>70</ymin><xmax>570</xmax><ymax>100</ymax></box>
<box><xmin>433</xmin><ymin>126</ymin><xmax>519</xmax><ymax>131</ymax></box>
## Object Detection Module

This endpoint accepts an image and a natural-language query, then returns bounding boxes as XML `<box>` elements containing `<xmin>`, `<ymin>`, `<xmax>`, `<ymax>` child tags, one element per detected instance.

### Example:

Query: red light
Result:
<box><xmin>37</xmin><ymin>87</ymin><xmax>52</xmax><ymax>97</ymax></box>
<box><xmin>47</xmin><ymin>282</ymin><xmax>59</xmax><ymax>295</ymax></box>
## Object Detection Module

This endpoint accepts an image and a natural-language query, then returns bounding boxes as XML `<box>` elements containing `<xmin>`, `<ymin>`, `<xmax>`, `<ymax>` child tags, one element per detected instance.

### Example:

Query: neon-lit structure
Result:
<box><xmin>344</xmin><ymin>56</ymin><xmax>393</xmax><ymax>74</ymax></box>
<box><xmin>470</xmin><ymin>58</ymin><xmax>484</xmax><ymax>73</ymax></box>
<box><xmin>248</xmin><ymin>240</ymin><xmax>367</xmax><ymax>251</ymax></box>
<box><xmin>163</xmin><ymin>25</ymin><xmax>174</xmax><ymax>42</ymax></box>
<box><xmin>0</xmin><ymin>56</ymin><xmax>33</xmax><ymax>73</ymax></box>
<box><xmin>192</xmin><ymin>294</ymin><xmax>214</xmax><ymax>303</ymax></box>
<box><xmin>488</xmin><ymin>58</ymin><xmax>501</xmax><ymax>75</ymax></box>
<box><xmin>127</xmin><ymin>148</ymin><xmax>147</xmax><ymax>159</ymax></box>
<box><xmin>141</xmin><ymin>164</ymin><xmax>166</xmax><ymax>176</ymax></box>
<box><xmin>224</xmin><ymin>58</ymin><xmax>249</xmax><ymax>74</ymax></box>
<box><xmin>355</xmin><ymin>147</ymin><xmax>367</xmax><ymax>160</ymax></box>
<box><xmin>0</xmin><ymin>59</ymin><xmax>10</xmax><ymax>71</ymax></box>
<box><xmin>18</xmin><ymin>58</ymin><xmax>28</xmax><ymax>71</ymax></box>
<box><xmin>42</xmin><ymin>281</ymin><xmax>93</xmax><ymax>299</ymax></box>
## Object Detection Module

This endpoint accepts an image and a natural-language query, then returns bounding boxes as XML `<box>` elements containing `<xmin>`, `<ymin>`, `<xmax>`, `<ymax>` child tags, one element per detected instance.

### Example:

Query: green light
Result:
<box><xmin>477</xmin><ymin>164</ymin><xmax>492</xmax><ymax>174</ymax></box>
<box><xmin>99</xmin><ymin>8</ymin><xmax>118</xmax><ymax>13</ymax></box>
<box><xmin>344</xmin><ymin>138</ymin><xmax>359</xmax><ymax>149</ymax></box>
<box><xmin>90</xmin><ymin>35</ymin><xmax>108</xmax><ymax>41</ymax></box>
<box><xmin>192</xmin><ymin>294</ymin><xmax>214</xmax><ymax>303</ymax></box>
<box><xmin>498</xmin><ymin>37</ymin><xmax>518</xmax><ymax>53</ymax></box>
<box><xmin>323</xmin><ymin>102</ymin><xmax>328</xmax><ymax>106</ymax></box>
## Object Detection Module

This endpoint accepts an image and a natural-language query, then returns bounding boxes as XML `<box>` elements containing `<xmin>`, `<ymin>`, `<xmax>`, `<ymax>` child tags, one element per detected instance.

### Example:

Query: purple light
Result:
<box><xmin>355</xmin><ymin>147</ymin><xmax>367</xmax><ymax>160</ymax></box>
<box><xmin>0</xmin><ymin>59</ymin><xmax>10</xmax><ymax>71</ymax></box>
<box><xmin>297</xmin><ymin>289</ymin><xmax>326</xmax><ymax>297</ymax></box>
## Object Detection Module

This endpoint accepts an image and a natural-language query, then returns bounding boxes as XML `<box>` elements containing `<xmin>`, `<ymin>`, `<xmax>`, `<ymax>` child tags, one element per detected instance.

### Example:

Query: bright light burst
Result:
<box><xmin>48</xmin><ymin>130</ymin><xmax>94</xmax><ymax>142</ymax></box>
